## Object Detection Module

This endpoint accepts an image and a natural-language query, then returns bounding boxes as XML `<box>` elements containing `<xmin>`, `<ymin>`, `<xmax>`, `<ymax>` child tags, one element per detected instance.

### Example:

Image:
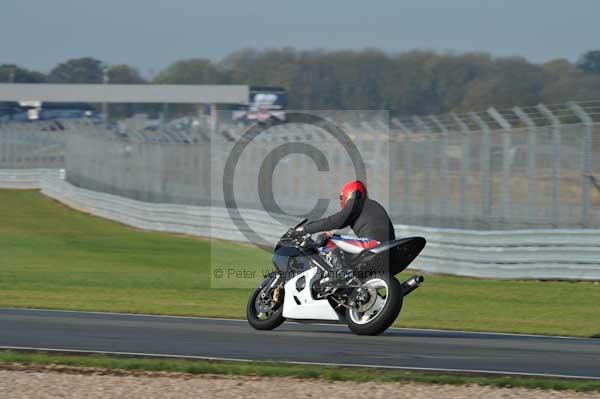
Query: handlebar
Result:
<box><xmin>279</xmin><ymin>232</ymin><xmax>315</xmax><ymax>249</ymax></box>
<box><xmin>293</xmin><ymin>218</ymin><xmax>308</xmax><ymax>229</ymax></box>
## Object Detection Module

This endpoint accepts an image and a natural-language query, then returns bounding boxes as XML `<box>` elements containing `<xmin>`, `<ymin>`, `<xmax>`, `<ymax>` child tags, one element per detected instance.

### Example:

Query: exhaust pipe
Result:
<box><xmin>401</xmin><ymin>275</ymin><xmax>424</xmax><ymax>296</ymax></box>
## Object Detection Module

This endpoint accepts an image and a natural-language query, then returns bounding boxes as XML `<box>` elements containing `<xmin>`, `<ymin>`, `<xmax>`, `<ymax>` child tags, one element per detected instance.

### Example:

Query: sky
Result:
<box><xmin>1</xmin><ymin>0</ymin><xmax>599</xmax><ymax>76</ymax></box>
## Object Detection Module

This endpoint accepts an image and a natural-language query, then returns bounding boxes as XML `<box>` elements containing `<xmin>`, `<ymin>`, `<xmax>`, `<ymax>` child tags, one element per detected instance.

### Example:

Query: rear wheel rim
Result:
<box><xmin>348</xmin><ymin>278</ymin><xmax>389</xmax><ymax>325</ymax></box>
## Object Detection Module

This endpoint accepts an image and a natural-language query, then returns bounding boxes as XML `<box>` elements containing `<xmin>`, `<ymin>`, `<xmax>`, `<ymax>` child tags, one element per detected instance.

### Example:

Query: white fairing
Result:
<box><xmin>282</xmin><ymin>267</ymin><xmax>340</xmax><ymax>321</ymax></box>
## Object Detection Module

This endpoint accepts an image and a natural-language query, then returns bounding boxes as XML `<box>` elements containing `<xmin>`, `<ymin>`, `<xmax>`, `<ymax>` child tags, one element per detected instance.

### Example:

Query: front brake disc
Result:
<box><xmin>255</xmin><ymin>290</ymin><xmax>274</xmax><ymax>313</ymax></box>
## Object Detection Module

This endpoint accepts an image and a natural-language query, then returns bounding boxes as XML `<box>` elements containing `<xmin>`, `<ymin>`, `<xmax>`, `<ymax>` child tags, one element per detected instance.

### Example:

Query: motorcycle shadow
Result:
<box><xmin>282</xmin><ymin>324</ymin><xmax>547</xmax><ymax>341</ymax></box>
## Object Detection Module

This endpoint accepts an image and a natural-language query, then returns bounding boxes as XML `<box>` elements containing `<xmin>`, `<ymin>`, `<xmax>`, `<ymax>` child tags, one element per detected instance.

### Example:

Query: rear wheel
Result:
<box><xmin>246</xmin><ymin>274</ymin><xmax>285</xmax><ymax>330</ymax></box>
<box><xmin>345</xmin><ymin>275</ymin><xmax>403</xmax><ymax>335</ymax></box>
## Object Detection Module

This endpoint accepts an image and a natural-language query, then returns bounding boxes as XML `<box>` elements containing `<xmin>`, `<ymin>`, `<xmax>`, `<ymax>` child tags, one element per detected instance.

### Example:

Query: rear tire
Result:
<box><xmin>246</xmin><ymin>275</ymin><xmax>285</xmax><ymax>331</ymax></box>
<box><xmin>345</xmin><ymin>275</ymin><xmax>403</xmax><ymax>336</ymax></box>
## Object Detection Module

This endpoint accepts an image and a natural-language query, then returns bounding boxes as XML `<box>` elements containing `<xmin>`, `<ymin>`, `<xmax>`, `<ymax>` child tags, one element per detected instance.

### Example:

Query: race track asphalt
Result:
<box><xmin>0</xmin><ymin>308</ymin><xmax>599</xmax><ymax>379</ymax></box>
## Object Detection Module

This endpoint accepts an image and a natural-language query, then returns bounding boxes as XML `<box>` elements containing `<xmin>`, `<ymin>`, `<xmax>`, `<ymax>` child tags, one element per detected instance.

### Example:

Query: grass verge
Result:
<box><xmin>1</xmin><ymin>189</ymin><xmax>599</xmax><ymax>337</ymax></box>
<box><xmin>1</xmin><ymin>351</ymin><xmax>599</xmax><ymax>392</ymax></box>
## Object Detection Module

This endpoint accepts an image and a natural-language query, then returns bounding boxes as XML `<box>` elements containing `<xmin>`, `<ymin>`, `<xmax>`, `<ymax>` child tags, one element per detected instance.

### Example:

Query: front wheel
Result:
<box><xmin>345</xmin><ymin>275</ymin><xmax>403</xmax><ymax>335</ymax></box>
<box><xmin>247</xmin><ymin>274</ymin><xmax>285</xmax><ymax>331</ymax></box>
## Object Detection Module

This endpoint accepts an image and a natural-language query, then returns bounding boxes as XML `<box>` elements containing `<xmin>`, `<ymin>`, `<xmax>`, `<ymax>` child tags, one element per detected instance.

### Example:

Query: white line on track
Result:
<box><xmin>0</xmin><ymin>307</ymin><xmax>594</xmax><ymax>341</ymax></box>
<box><xmin>1</xmin><ymin>345</ymin><xmax>599</xmax><ymax>381</ymax></box>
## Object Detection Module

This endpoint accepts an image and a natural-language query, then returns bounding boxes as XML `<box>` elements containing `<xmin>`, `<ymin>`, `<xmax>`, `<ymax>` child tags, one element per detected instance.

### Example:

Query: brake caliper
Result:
<box><xmin>272</xmin><ymin>287</ymin><xmax>281</xmax><ymax>304</ymax></box>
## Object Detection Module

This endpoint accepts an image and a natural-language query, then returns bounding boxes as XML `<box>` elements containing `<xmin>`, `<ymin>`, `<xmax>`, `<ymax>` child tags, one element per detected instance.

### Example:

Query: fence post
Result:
<box><xmin>451</xmin><ymin>113</ymin><xmax>471</xmax><ymax>225</ymax></box>
<box><xmin>568</xmin><ymin>102</ymin><xmax>594</xmax><ymax>227</ymax></box>
<box><xmin>513</xmin><ymin>106</ymin><xmax>538</xmax><ymax>223</ymax></box>
<box><xmin>374</xmin><ymin>119</ymin><xmax>391</xmax><ymax>211</ymax></box>
<box><xmin>7</xmin><ymin>128</ymin><xmax>13</xmax><ymax>168</ymax></box>
<box><xmin>470</xmin><ymin>112</ymin><xmax>492</xmax><ymax>226</ymax></box>
<box><xmin>537</xmin><ymin>104</ymin><xmax>561</xmax><ymax>226</ymax></box>
<box><xmin>0</xmin><ymin>127</ymin><xmax>5</xmax><ymax>168</ymax></box>
<box><xmin>413</xmin><ymin>116</ymin><xmax>433</xmax><ymax>224</ymax></box>
<box><xmin>429</xmin><ymin>115</ymin><xmax>449</xmax><ymax>222</ymax></box>
<box><xmin>396</xmin><ymin>121</ymin><xmax>414</xmax><ymax>222</ymax></box>
<box><xmin>488</xmin><ymin>107</ymin><xmax>512</xmax><ymax>224</ymax></box>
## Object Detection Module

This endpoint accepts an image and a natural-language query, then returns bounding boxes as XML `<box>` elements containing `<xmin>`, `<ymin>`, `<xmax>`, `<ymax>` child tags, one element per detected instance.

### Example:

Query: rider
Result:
<box><xmin>290</xmin><ymin>180</ymin><xmax>395</xmax><ymax>271</ymax></box>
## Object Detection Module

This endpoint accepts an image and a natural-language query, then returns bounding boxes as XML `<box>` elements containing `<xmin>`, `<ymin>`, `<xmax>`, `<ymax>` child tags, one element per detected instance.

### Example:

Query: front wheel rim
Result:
<box><xmin>253</xmin><ymin>282</ymin><xmax>282</xmax><ymax>320</ymax></box>
<box><xmin>348</xmin><ymin>278</ymin><xmax>389</xmax><ymax>325</ymax></box>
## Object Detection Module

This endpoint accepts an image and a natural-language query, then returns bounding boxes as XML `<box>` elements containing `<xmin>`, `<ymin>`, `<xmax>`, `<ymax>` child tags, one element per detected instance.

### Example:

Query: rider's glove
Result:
<box><xmin>286</xmin><ymin>226</ymin><xmax>305</xmax><ymax>240</ymax></box>
<box><xmin>312</xmin><ymin>232</ymin><xmax>329</xmax><ymax>247</ymax></box>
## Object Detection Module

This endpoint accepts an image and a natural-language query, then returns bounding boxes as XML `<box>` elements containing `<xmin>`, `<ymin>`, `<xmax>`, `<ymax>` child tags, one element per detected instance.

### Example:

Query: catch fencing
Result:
<box><xmin>0</xmin><ymin>120</ymin><xmax>67</xmax><ymax>169</ymax></box>
<box><xmin>2</xmin><ymin>102</ymin><xmax>600</xmax><ymax>230</ymax></box>
<box><xmin>61</xmin><ymin>102</ymin><xmax>600</xmax><ymax>229</ymax></box>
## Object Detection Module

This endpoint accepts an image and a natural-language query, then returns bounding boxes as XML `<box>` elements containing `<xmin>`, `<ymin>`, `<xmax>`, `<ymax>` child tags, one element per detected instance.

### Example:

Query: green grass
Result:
<box><xmin>0</xmin><ymin>189</ymin><xmax>599</xmax><ymax>337</ymax></box>
<box><xmin>1</xmin><ymin>351</ymin><xmax>599</xmax><ymax>392</ymax></box>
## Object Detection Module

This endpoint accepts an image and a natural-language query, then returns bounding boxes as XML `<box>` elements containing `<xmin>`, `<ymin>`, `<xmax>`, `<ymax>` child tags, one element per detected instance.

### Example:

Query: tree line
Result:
<box><xmin>2</xmin><ymin>49</ymin><xmax>600</xmax><ymax>116</ymax></box>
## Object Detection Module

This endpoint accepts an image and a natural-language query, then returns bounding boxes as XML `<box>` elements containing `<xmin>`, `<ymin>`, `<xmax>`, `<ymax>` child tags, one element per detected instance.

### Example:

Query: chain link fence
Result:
<box><xmin>2</xmin><ymin>101</ymin><xmax>600</xmax><ymax>229</ymax></box>
<box><xmin>387</xmin><ymin>101</ymin><xmax>600</xmax><ymax>229</ymax></box>
<box><xmin>0</xmin><ymin>120</ymin><xmax>67</xmax><ymax>169</ymax></box>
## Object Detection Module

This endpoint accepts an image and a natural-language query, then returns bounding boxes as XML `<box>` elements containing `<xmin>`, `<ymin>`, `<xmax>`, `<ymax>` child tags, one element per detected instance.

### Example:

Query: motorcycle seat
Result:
<box><xmin>347</xmin><ymin>237</ymin><xmax>427</xmax><ymax>274</ymax></box>
<box><xmin>327</xmin><ymin>235</ymin><xmax>380</xmax><ymax>254</ymax></box>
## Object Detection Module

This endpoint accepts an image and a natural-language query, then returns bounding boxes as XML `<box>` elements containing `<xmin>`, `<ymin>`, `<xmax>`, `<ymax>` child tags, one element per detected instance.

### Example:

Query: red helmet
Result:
<box><xmin>340</xmin><ymin>180</ymin><xmax>367</xmax><ymax>208</ymax></box>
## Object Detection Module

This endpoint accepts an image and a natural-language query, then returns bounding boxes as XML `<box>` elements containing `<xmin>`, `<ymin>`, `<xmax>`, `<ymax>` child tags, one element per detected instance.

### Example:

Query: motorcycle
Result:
<box><xmin>247</xmin><ymin>219</ymin><xmax>426</xmax><ymax>335</ymax></box>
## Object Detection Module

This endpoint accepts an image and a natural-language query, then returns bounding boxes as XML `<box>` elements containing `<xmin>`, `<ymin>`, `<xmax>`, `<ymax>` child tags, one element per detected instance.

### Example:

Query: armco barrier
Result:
<box><xmin>394</xmin><ymin>225</ymin><xmax>600</xmax><ymax>279</ymax></box>
<box><xmin>0</xmin><ymin>169</ymin><xmax>64</xmax><ymax>189</ymax></box>
<box><xmin>39</xmin><ymin>173</ymin><xmax>290</xmax><ymax>245</ymax></box>
<box><xmin>32</xmin><ymin>173</ymin><xmax>600</xmax><ymax>281</ymax></box>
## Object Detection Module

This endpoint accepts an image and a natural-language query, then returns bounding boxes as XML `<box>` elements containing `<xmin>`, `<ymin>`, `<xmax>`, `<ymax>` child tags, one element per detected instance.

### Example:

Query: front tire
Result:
<box><xmin>246</xmin><ymin>274</ymin><xmax>285</xmax><ymax>331</ymax></box>
<box><xmin>345</xmin><ymin>275</ymin><xmax>403</xmax><ymax>335</ymax></box>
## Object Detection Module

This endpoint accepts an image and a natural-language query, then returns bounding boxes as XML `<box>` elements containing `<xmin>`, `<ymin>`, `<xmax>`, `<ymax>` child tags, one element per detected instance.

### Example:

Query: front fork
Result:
<box><xmin>266</xmin><ymin>273</ymin><xmax>283</xmax><ymax>304</ymax></box>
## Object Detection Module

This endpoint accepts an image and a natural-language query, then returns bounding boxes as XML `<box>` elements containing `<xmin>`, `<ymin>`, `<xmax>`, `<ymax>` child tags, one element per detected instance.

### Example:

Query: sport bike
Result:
<box><xmin>247</xmin><ymin>219</ymin><xmax>426</xmax><ymax>335</ymax></box>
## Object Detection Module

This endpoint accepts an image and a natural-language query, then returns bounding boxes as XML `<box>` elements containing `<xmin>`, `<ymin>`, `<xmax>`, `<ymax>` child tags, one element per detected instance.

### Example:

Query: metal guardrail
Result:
<box><xmin>0</xmin><ymin>169</ymin><xmax>64</xmax><ymax>189</ymax></box>
<box><xmin>27</xmin><ymin>172</ymin><xmax>600</xmax><ymax>281</ymax></box>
